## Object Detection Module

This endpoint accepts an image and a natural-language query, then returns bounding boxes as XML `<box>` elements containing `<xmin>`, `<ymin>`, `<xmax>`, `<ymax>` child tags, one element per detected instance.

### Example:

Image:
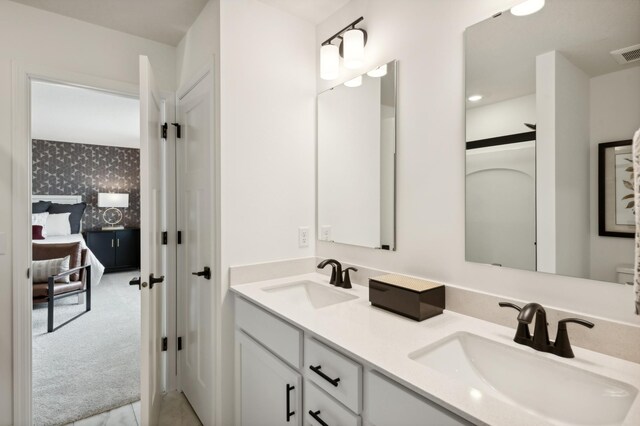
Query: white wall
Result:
<box><xmin>31</xmin><ymin>81</ymin><xmax>140</xmax><ymax>148</ymax></box>
<box><xmin>589</xmin><ymin>67</ymin><xmax>640</xmax><ymax>282</ymax></box>
<box><xmin>316</xmin><ymin>0</ymin><xmax>640</xmax><ymax>325</ymax></box>
<box><xmin>217</xmin><ymin>1</ymin><xmax>316</xmax><ymax>424</ymax></box>
<box><xmin>0</xmin><ymin>1</ymin><xmax>176</xmax><ymax>423</ymax></box>
<box><xmin>553</xmin><ymin>52</ymin><xmax>590</xmax><ymax>278</ymax></box>
<box><xmin>466</xmin><ymin>94</ymin><xmax>536</xmax><ymax>141</ymax></box>
<box><xmin>318</xmin><ymin>76</ymin><xmax>381</xmax><ymax>248</ymax></box>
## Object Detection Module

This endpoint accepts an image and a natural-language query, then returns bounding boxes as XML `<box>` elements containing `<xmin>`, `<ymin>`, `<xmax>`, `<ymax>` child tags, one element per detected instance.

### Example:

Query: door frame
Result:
<box><xmin>175</xmin><ymin>58</ymin><xmax>222</xmax><ymax>423</ymax></box>
<box><xmin>10</xmin><ymin>60</ymin><xmax>176</xmax><ymax>424</ymax></box>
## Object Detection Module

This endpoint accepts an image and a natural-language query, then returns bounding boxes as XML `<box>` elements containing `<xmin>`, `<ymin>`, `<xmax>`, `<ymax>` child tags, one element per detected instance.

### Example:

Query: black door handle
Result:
<box><xmin>129</xmin><ymin>277</ymin><xmax>141</xmax><ymax>290</ymax></box>
<box><xmin>286</xmin><ymin>384</ymin><xmax>295</xmax><ymax>422</ymax></box>
<box><xmin>192</xmin><ymin>266</ymin><xmax>211</xmax><ymax>280</ymax></box>
<box><xmin>308</xmin><ymin>410</ymin><xmax>328</xmax><ymax>426</ymax></box>
<box><xmin>149</xmin><ymin>274</ymin><xmax>164</xmax><ymax>289</ymax></box>
<box><xmin>309</xmin><ymin>365</ymin><xmax>341</xmax><ymax>387</ymax></box>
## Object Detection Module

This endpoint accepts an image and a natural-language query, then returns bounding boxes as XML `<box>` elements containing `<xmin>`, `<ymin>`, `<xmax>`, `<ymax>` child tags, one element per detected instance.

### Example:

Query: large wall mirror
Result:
<box><xmin>465</xmin><ymin>0</ymin><xmax>640</xmax><ymax>284</ymax></box>
<box><xmin>318</xmin><ymin>60</ymin><xmax>397</xmax><ymax>250</ymax></box>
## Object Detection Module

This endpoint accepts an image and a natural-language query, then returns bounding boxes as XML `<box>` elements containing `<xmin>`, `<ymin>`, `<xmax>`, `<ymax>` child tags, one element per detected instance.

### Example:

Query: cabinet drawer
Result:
<box><xmin>364</xmin><ymin>371</ymin><xmax>471</xmax><ymax>426</ymax></box>
<box><xmin>304</xmin><ymin>380</ymin><xmax>361</xmax><ymax>426</ymax></box>
<box><xmin>304</xmin><ymin>336</ymin><xmax>362</xmax><ymax>414</ymax></box>
<box><xmin>236</xmin><ymin>297</ymin><xmax>302</xmax><ymax>368</ymax></box>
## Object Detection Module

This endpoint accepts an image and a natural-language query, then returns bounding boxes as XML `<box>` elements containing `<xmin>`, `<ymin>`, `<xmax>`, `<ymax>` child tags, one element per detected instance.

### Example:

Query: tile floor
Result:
<box><xmin>65</xmin><ymin>392</ymin><xmax>201</xmax><ymax>426</ymax></box>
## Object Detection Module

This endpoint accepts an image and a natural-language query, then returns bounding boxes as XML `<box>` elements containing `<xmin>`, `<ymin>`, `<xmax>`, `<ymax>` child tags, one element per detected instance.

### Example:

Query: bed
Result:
<box><xmin>32</xmin><ymin>194</ymin><xmax>105</xmax><ymax>286</ymax></box>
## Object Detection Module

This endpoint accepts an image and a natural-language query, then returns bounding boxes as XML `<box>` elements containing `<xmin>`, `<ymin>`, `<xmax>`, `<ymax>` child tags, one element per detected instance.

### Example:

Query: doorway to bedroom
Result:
<box><xmin>30</xmin><ymin>79</ymin><xmax>144</xmax><ymax>425</ymax></box>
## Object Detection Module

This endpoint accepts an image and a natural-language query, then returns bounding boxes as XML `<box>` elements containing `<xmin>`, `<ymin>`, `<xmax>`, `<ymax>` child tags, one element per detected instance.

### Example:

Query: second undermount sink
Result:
<box><xmin>262</xmin><ymin>280</ymin><xmax>358</xmax><ymax>309</ymax></box>
<box><xmin>409</xmin><ymin>332</ymin><xmax>638</xmax><ymax>426</ymax></box>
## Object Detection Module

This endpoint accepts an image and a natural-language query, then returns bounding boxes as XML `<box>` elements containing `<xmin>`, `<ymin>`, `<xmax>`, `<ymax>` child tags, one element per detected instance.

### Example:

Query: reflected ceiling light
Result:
<box><xmin>320</xmin><ymin>43</ymin><xmax>340</xmax><ymax>80</ymax></box>
<box><xmin>320</xmin><ymin>17</ymin><xmax>368</xmax><ymax>80</ymax></box>
<box><xmin>510</xmin><ymin>0</ymin><xmax>545</xmax><ymax>16</ymax></box>
<box><xmin>367</xmin><ymin>64</ymin><xmax>388</xmax><ymax>78</ymax></box>
<box><xmin>467</xmin><ymin>94</ymin><xmax>483</xmax><ymax>102</ymax></box>
<box><xmin>344</xmin><ymin>76</ymin><xmax>362</xmax><ymax>88</ymax></box>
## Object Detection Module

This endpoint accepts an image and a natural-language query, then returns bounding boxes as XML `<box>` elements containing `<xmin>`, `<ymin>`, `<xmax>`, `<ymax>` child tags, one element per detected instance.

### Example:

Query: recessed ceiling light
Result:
<box><xmin>510</xmin><ymin>0</ymin><xmax>545</xmax><ymax>16</ymax></box>
<box><xmin>467</xmin><ymin>94</ymin><xmax>483</xmax><ymax>102</ymax></box>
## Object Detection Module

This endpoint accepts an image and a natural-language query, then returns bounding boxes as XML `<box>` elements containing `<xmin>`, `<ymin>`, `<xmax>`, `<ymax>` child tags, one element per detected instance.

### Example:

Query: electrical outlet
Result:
<box><xmin>321</xmin><ymin>225</ymin><xmax>331</xmax><ymax>241</ymax></box>
<box><xmin>298</xmin><ymin>227</ymin><xmax>309</xmax><ymax>248</ymax></box>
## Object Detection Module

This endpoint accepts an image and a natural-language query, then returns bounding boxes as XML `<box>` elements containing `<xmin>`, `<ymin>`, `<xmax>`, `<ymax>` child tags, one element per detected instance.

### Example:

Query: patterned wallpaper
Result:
<box><xmin>32</xmin><ymin>139</ymin><xmax>140</xmax><ymax>231</ymax></box>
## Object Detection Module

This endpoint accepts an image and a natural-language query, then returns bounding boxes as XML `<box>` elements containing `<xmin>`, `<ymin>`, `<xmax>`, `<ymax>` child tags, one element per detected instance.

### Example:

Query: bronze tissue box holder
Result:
<box><xmin>369</xmin><ymin>274</ymin><xmax>445</xmax><ymax>321</ymax></box>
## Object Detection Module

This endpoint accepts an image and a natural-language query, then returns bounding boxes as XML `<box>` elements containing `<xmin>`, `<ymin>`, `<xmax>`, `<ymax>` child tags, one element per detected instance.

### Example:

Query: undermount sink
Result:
<box><xmin>262</xmin><ymin>280</ymin><xmax>358</xmax><ymax>309</ymax></box>
<box><xmin>409</xmin><ymin>332</ymin><xmax>638</xmax><ymax>425</ymax></box>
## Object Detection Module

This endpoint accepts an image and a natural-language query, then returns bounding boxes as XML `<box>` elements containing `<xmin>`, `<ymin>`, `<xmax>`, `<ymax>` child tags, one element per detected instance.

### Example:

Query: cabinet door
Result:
<box><xmin>237</xmin><ymin>331</ymin><xmax>302</xmax><ymax>426</ymax></box>
<box><xmin>115</xmin><ymin>229</ymin><xmax>140</xmax><ymax>268</ymax></box>
<box><xmin>87</xmin><ymin>232</ymin><xmax>116</xmax><ymax>268</ymax></box>
<box><xmin>364</xmin><ymin>371</ymin><xmax>472</xmax><ymax>426</ymax></box>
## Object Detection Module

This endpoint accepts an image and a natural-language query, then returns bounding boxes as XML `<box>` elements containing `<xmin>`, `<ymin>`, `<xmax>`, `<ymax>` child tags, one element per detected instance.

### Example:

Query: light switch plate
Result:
<box><xmin>0</xmin><ymin>232</ymin><xmax>6</xmax><ymax>255</ymax></box>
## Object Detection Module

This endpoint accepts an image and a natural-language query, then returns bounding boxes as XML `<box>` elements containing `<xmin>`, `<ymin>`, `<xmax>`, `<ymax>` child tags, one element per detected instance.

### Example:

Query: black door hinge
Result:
<box><xmin>177</xmin><ymin>231</ymin><xmax>182</xmax><ymax>244</ymax></box>
<box><xmin>178</xmin><ymin>337</ymin><xmax>183</xmax><ymax>351</ymax></box>
<box><xmin>161</xmin><ymin>231</ymin><xmax>168</xmax><ymax>245</ymax></box>
<box><xmin>161</xmin><ymin>122</ymin><xmax>168</xmax><ymax>139</ymax></box>
<box><xmin>171</xmin><ymin>122</ymin><xmax>181</xmax><ymax>138</ymax></box>
<box><xmin>162</xmin><ymin>337</ymin><xmax>168</xmax><ymax>351</ymax></box>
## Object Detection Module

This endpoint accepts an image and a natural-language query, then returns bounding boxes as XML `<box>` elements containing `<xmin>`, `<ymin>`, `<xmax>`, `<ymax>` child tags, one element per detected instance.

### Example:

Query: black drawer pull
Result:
<box><xmin>309</xmin><ymin>365</ymin><xmax>341</xmax><ymax>387</ymax></box>
<box><xmin>309</xmin><ymin>410</ymin><xmax>329</xmax><ymax>426</ymax></box>
<box><xmin>286</xmin><ymin>384</ymin><xmax>295</xmax><ymax>422</ymax></box>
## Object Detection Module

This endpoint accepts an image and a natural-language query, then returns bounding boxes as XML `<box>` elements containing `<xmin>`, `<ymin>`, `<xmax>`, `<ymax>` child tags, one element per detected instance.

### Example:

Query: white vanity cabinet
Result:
<box><xmin>236</xmin><ymin>331</ymin><xmax>302</xmax><ymax>426</ymax></box>
<box><xmin>235</xmin><ymin>296</ymin><xmax>473</xmax><ymax>426</ymax></box>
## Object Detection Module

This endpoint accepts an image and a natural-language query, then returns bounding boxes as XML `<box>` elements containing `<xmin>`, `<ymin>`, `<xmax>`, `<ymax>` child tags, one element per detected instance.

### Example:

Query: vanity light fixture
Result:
<box><xmin>320</xmin><ymin>43</ymin><xmax>340</xmax><ymax>80</ymax></box>
<box><xmin>344</xmin><ymin>75</ymin><xmax>362</xmax><ymax>88</ymax></box>
<box><xmin>320</xmin><ymin>17</ymin><xmax>368</xmax><ymax>80</ymax></box>
<box><xmin>467</xmin><ymin>94</ymin><xmax>483</xmax><ymax>102</ymax></box>
<box><xmin>367</xmin><ymin>64</ymin><xmax>388</xmax><ymax>78</ymax></box>
<box><xmin>510</xmin><ymin>0</ymin><xmax>545</xmax><ymax>16</ymax></box>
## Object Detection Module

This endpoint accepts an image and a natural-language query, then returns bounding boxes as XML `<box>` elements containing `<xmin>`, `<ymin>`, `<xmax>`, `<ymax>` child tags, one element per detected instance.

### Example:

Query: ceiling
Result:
<box><xmin>9</xmin><ymin>0</ymin><xmax>349</xmax><ymax>45</ymax></box>
<box><xmin>466</xmin><ymin>0</ymin><xmax>640</xmax><ymax>108</ymax></box>
<box><xmin>31</xmin><ymin>81</ymin><xmax>140</xmax><ymax>149</ymax></box>
<box><xmin>9</xmin><ymin>0</ymin><xmax>208</xmax><ymax>46</ymax></box>
<box><xmin>258</xmin><ymin>0</ymin><xmax>350</xmax><ymax>23</ymax></box>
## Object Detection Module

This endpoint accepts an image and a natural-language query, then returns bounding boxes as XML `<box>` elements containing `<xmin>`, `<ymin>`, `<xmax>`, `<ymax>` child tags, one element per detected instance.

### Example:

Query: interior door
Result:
<box><xmin>177</xmin><ymin>68</ymin><xmax>215</xmax><ymax>425</ymax></box>
<box><xmin>139</xmin><ymin>55</ymin><xmax>166</xmax><ymax>425</ymax></box>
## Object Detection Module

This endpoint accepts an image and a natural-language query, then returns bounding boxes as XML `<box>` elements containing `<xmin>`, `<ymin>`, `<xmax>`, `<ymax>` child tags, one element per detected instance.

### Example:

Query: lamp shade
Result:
<box><xmin>320</xmin><ymin>44</ymin><xmax>340</xmax><ymax>80</ymax></box>
<box><xmin>367</xmin><ymin>64</ymin><xmax>387</xmax><ymax>78</ymax></box>
<box><xmin>344</xmin><ymin>75</ymin><xmax>363</xmax><ymax>88</ymax></box>
<box><xmin>343</xmin><ymin>29</ymin><xmax>365</xmax><ymax>69</ymax></box>
<box><xmin>98</xmin><ymin>193</ymin><xmax>129</xmax><ymax>208</ymax></box>
<box><xmin>511</xmin><ymin>0</ymin><xmax>545</xmax><ymax>16</ymax></box>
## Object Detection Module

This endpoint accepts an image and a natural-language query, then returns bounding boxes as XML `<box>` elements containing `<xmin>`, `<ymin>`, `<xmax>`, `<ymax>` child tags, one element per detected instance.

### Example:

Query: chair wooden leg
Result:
<box><xmin>47</xmin><ymin>277</ymin><xmax>54</xmax><ymax>333</ymax></box>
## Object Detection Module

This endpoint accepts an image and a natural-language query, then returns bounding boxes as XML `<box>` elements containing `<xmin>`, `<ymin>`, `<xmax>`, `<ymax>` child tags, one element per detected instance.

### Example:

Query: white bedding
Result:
<box><xmin>33</xmin><ymin>234</ymin><xmax>105</xmax><ymax>286</ymax></box>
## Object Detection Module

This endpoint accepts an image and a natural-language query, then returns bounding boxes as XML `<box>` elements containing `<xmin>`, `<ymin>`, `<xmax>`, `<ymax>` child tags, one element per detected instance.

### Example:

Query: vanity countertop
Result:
<box><xmin>231</xmin><ymin>273</ymin><xmax>640</xmax><ymax>426</ymax></box>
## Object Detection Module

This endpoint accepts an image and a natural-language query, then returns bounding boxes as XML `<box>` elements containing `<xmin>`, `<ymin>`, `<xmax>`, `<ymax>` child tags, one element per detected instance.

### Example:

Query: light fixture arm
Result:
<box><xmin>321</xmin><ymin>16</ymin><xmax>367</xmax><ymax>48</ymax></box>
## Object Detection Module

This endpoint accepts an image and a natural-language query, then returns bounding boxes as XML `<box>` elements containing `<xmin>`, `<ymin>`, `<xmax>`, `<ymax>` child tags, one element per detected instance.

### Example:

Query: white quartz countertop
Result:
<box><xmin>231</xmin><ymin>273</ymin><xmax>640</xmax><ymax>426</ymax></box>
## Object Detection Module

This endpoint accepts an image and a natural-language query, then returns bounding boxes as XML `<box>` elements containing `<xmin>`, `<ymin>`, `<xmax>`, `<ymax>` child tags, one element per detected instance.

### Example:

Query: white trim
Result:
<box><xmin>160</xmin><ymin>90</ymin><xmax>179</xmax><ymax>392</ymax></box>
<box><xmin>11</xmin><ymin>61</ymin><xmax>138</xmax><ymax>425</ymax></box>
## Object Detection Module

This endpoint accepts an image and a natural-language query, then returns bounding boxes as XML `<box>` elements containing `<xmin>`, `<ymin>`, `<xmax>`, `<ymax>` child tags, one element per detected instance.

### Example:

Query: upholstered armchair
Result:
<box><xmin>32</xmin><ymin>242</ymin><xmax>92</xmax><ymax>332</ymax></box>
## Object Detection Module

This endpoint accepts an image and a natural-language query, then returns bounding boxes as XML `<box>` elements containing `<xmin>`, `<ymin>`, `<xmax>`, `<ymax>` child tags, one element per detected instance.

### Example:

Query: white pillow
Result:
<box><xmin>32</xmin><ymin>255</ymin><xmax>70</xmax><ymax>284</ymax></box>
<box><xmin>45</xmin><ymin>213</ymin><xmax>71</xmax><ymax>237</ymax></box>
<box><xmin>32</xmin><ymin>212</ymin><xmax>49</xmax><ymax>238</ymax></box>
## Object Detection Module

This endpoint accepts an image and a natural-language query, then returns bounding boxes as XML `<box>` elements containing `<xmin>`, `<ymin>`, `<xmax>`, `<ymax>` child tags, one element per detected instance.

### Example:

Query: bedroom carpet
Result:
<box><xmin>32</xmin><ymin>271</ymin><xmax>141</xmax><ymax>426</ymax></box>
